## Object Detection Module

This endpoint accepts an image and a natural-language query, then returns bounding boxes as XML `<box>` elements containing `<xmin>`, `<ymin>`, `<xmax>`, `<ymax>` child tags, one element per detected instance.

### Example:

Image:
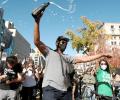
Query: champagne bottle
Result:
<box><xmin>32</xmin><ymin>2</ymin><xmax>50</xmax><ymax>19</ymax></box>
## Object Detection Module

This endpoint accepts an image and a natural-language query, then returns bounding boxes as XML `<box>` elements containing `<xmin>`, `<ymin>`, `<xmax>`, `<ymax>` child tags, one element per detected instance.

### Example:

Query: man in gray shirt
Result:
<box><xmin>32</xmin><ymin>9</ymin><xmax>112</xmax><ymax>100</ymax></box>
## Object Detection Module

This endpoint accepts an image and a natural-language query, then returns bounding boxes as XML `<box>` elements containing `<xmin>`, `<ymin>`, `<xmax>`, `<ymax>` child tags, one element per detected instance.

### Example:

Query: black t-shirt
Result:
<box><xmin>0</xmin><ymin>61</ymin><xmax>6</xmax><ymax>74</ymax></box>
<box><xmin>0</xmin><ymin>63</ymin><xmax>23</xmax><ymax>90</ymax></box>
<box><xmin>12</xmin><ymin>63</ymin><xmax>23</xmax><ymax>75</ymax></box>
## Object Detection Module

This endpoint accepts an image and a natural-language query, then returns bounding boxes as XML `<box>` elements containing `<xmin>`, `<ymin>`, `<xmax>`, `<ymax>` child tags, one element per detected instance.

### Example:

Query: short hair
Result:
<box><xmin>6</xmin><ymin>56</ymin><xmax>16</xmax><ymax>65</ymax></box>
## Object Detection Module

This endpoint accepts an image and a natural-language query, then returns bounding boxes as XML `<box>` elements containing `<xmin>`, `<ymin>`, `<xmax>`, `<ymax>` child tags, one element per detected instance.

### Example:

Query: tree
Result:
<box><xmin>65</xmin><ymin>16</ymin><xmax>110</xmax><ymax>54</ymax></box>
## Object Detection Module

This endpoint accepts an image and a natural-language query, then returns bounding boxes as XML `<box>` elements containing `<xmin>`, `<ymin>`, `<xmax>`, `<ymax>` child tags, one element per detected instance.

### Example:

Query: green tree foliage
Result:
<box><xmin>65</xmin><ymin>16</ymin><xmax>109</xmax><ymax>53</ymax></box>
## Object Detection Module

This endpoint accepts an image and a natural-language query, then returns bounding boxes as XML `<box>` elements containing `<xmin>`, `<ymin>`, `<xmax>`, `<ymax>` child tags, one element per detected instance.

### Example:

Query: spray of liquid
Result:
<box><xmin>33</xmin><ymin>0</ymin><xmax>38</xmax><ymax>2</ymax></box>
<box><xmin>32</xmin><ymin>0</ymin><xmax>76</xmax><ymax>13</ymax></box>
<box><xmin>49</xmin><ymin>1</ymin><xmax>76</xmax><ymax>13</ymax></box>
<box><xmin>1</xmin><ymin>0</ymin><xmax>9</xmax><ymax>5</ymax></box>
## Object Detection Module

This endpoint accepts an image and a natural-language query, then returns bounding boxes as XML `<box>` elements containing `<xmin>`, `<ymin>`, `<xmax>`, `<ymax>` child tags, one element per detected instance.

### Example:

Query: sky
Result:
<box><xmin>1</xmin><ymin>0</ymin><xmax>120</xmax><ymax>56</ymax></box>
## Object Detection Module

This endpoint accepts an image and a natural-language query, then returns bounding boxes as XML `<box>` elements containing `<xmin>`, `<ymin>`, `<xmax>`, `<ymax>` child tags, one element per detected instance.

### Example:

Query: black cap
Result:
<box><xmin>56</xmin><ymin>36</ymin><xmax>69</xmax><ymax>42</ymax></box>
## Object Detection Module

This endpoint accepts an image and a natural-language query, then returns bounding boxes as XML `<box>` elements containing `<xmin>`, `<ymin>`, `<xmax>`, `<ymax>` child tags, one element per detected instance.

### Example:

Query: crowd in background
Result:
<box><xmin>71</xmin><ymin>59</ymin><xmax>120</xmax><ymax>100</ymax></box>
<box><xmin>0</xmin><ymin>55</ymin><xmax>120</xmax><ymax>100</ymax></box>
<box><xmin>0</xmin><ymin>56</ymin><xmax>44</xmax><ymax>100</ymax></box>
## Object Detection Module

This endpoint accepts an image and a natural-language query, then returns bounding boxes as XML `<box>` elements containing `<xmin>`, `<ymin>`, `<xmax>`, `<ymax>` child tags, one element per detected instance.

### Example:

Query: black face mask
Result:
<box><xmin>59</xmin><ymin>44</ymin><xmax>67</xmax><ymax>52</ymax></box>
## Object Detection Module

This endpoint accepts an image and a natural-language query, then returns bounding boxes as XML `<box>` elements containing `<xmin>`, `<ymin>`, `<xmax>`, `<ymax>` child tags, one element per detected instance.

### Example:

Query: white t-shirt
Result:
<box><xmin>22</xmin><ymin>68</ymin><xmax>37</xmax><ymax>87</ymax></box>
<box><xmin>42</xmin><ymin>49</ymin><xmax>75</xmax><ymax>91</ymax></box>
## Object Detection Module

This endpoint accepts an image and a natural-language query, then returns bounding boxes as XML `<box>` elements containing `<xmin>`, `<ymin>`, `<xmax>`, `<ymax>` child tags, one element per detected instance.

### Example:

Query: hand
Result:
<box><xmin>2</xmin><ymin>75</ymin><xmax>7</xmax><ymax>79</ymax></box>
<box><xmin>33</xmin><ymin>11</ymin><xmax>43</xmax><ymax>23</ymax></box>
<box><xmin>32</xmin><ymin>2</ymin><xmax>49</xmax><ymax>22</ymax></box>
<box><xmin>103</xmin><ymin>53</ymin><xmax>112</xmax><ymax>58</ymax></box>
<box><xmin>0</xmin><ymin>75</ymin><xmax>7</xmax><ymax>80</ymax></box>
<box><xmin>6</xmin><ymin>80</ymin><xmax>11</xmax><ymax>84</ymax></box>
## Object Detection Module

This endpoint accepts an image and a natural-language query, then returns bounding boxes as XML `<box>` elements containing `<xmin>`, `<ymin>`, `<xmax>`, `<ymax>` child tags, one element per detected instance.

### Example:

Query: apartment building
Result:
<box><xmin>5</xmin><ymin>21</ymin><xmax>31</xmax><ymax>60</ymax></box>
<box><xmin>103</xmin><ymin>23</ymin><xmax>120</xmax><ymax>48</ymax></box>
<box><xmin>30</xmin><ymin>47</ymin><xmax>45</xmax><ymax>66</ymax></box>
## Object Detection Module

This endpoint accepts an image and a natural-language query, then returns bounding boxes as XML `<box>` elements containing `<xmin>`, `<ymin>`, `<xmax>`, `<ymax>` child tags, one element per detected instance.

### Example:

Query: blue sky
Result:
<box><xmin>1</xmin><ymin>0</ymin><xmax>120</xmax><ymax>55</ymax></box>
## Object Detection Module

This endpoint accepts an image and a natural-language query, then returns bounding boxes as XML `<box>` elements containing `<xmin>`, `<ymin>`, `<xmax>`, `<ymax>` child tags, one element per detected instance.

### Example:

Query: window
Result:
<box><xmin>114</xmin><ymin>41</ymin><xmax>116</xmax><ymax>45</ymax></box>
<box><xmin>111</xmin><ymin>41</ymin><xmax>117</xmax><ymax>45</ymax></box>
<box><xmin>35</xmin><ymin>62</ymin><xmax>37</xmax><ymax>65</ymax></box>
<box><xmin>118</xmin><ymin>26</ymin><xmax>120</xmax><ymax>32</ymax></box>
<box><xmin>111</xmin><ymin>25</ymin><xmax>114</xmax><ymax>29</ymax></box>
<box><xmin>111</xmin><ymin>25</ymin><xmax>114</xmax><ymax>32</ymax></box>
<box><xmin>111</xmin><ymin>41</ymin><xmax>113</xmax><ymax>45</ymax></box>
<box><xmin>34</xmin><ymin>56</ymin><xmax>38</xmax><ymax>60</ymax></box>
<box><xmin>35</xmin><ymin>59</ymin><xmax>38</xmax><ymax>61</ymax></box>
<box><xmin>113</xmin><ymin>36</ymin><xmax>116</xmax><ymax>40</ymax></box>
<box><xmin>35</xmin><ymin>56</ymin><xmax>38</xmax><ymax>59</ymax></box>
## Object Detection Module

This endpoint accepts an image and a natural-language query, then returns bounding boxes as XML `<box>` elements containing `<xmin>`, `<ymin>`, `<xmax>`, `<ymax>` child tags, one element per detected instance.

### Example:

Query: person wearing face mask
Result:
<box><xmin>21</xmin><ymin>58</ymin><xmax>39</xmax><ymax>100</ymax></box>
<box><xmin>33</xmin><ymin>10</ymin><xmax>112</xmax><ymax>100</ymax></box>
<box><xmin>96</xmin><ymin>59</ymin><xmax>113</xmax><ymax>99</ymax></box>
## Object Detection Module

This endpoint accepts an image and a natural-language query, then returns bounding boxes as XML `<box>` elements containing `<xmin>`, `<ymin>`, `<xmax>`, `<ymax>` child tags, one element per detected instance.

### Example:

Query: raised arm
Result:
<box><xmin>33</xmin><ymin>13</ymin><xmax>48</xmax><ymax>57</ymax></box>
<box><xmin>74</xmin><ymin>53</ymin><xmax>112</xmax><ymax>64</ymax></box>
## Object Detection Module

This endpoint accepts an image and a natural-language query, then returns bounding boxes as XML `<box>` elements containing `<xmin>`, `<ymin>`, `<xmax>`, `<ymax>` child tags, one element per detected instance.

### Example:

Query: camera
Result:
<box><xmin>32</xmin><ymin>2</ymin><xmax>50</xmax><ymax>19</ymax></box>
<box><xmin>4</xmin><ymin>69</ymin><xmax>16</xmax><ymax>81</ymax></box>
<box><xmin>6</xmin><ymin>71</ymin><xmax>16</xmax><ymax>81</ymax></box>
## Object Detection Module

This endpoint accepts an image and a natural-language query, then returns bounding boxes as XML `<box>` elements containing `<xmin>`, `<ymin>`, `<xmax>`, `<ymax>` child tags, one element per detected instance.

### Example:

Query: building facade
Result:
<box><xmin>103</xmin><ymin>23</ymin><xmax>120</xmax><ymax>68</ymax></box>
<box><xmin>5</xmin><ymin>21</ymin><xmax>31</xmax><ymax>60</ymax></box>
<box><xmin>103</xmin><ymin>23</ymin><xmax>120</xmax><ymax>48</ymax></box>
<box><xmin>30</xmin><ymin>47</ymin><xmax>45</xmax><ymax>67</ymax></box>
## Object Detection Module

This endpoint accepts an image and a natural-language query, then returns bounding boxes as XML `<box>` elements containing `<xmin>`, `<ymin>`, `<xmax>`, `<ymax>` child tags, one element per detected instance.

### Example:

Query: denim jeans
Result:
<box><xmin>42</xmin><ymin>85</ymin><xmax>72</xmax><ymax>100</ymax></box>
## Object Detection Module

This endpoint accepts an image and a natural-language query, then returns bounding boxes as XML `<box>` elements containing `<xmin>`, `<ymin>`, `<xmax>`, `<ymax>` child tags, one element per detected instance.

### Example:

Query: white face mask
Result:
<box><xmin>101</xmin><ymin>65</ymin><xmax>107</xmax><ymax>70</ymax></box>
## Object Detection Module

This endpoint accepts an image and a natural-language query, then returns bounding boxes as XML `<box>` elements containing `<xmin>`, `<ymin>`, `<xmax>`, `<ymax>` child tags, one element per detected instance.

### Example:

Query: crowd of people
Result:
<box><xmin>0</xmin><ymin>56</ymin><xmax>44</xmax><ymax>100</ymax></box>
<box><xmin>0</xmin><ymin>55</ymin><xmax>120</xmax><ymax>100</ymax></box>
<box><xmin>33</xmin><ymin>6</ymin><xmax>117</xmax><ymax>100</ymax></box>
<box><xmin>73</xmin><ymin>59</ymin><xmax>115</xmax><ymax>100</ymax></box>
